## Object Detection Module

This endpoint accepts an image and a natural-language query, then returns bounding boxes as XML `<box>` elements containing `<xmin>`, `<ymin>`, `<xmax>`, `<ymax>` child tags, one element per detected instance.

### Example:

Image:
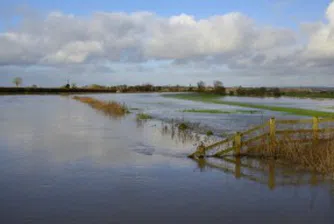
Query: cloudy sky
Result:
<box><xmin>0</xmin><ymin>0</ymin><xmax>334</xmax><ymax>87</ymax></box>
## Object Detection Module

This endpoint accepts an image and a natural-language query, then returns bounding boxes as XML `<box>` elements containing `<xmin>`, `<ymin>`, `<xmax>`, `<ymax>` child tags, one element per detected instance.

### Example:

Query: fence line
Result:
<box><xmin>188</xmin><ymin>117</ymin><xmax>334</xmax><ymax>158</ymax></box>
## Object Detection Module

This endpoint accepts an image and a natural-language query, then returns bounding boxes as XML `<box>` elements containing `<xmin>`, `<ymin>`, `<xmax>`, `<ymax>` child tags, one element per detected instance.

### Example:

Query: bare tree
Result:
<box><xmin>213</xmin><ymin>80</ymin><xmax>226</xmax><ymax>95</ymax></box>
<box><xmin>13</xmin><ymin>77</ymin><xmax>22</xmax><ymax>87</ymax></box>
<box><xmin>197</xmin><ymin>81</ymin><xmax>206</xmax><ymax>92</ymax></box>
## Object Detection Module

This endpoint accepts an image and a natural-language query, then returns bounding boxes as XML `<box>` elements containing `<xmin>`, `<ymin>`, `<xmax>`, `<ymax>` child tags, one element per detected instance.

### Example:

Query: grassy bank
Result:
<box><xmin>164</xmin><ymin>93</ymin><xmax>334</xmax><ymax>117</ymax></box>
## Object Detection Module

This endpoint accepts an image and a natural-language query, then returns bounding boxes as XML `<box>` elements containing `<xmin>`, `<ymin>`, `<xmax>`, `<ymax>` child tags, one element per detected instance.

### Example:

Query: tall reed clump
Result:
<box><xmin>72</xmin><ymin>96</ymin><xmax>129</xmax><ymax>118</ymax></box>
<box><xmin>258</xmin><ymin>134</ymin><xmax>334</xmax><ymax>174</ymax></box>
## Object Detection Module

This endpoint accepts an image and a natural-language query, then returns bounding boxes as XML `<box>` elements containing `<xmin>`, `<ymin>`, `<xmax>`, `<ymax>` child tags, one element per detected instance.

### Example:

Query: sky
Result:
<box><xmin>0</xmin><ymin>0</ymin><xmax>333</xmax><ymax>87</ymax></box>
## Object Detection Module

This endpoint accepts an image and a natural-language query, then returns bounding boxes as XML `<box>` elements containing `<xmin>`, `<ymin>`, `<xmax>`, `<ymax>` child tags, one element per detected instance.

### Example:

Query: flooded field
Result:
<box><xmin>222</xmin><ymin>96</ymin><xmax>334</xmax><ymax>113</ymax></box>
<box><xmin>1</xmin><ymin>93</ymin><xmax>334</xmax><ymax>223</ymax></box>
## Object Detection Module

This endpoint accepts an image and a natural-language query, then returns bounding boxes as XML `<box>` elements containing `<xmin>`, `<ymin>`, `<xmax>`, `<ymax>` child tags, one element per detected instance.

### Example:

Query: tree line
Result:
<box><xmin>8</xmin><ymin>77</ymin><xmax>334</xmax><ymax>98</ymax></box>
<box><xmin>196</xmin><ymin>80</ymin><xmax>282</xmax><ymax>97</ymax></box>
<box><xmin>8</xmin><ymin>77</ymin><xmax>280</xmax><ymax>97</ymax></box>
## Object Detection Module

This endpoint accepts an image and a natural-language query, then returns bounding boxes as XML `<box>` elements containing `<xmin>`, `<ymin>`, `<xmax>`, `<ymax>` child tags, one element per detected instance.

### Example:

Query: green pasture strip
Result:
<box><xmin>164</xmin><ymin>93</ymin><xmax>334</xmax><ymax>117</ymax></box>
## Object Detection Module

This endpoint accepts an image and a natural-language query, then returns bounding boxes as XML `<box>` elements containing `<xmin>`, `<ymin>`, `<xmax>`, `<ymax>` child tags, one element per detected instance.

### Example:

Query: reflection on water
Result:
<box><xmin>191</xmin><ymin>156</ymin><xmax>332</xmax><ymax>191</ymax></box>
<box><xmin>192</xmin><ymin>156</ymin><xmax>334</xmax><ymax>212</ymax></box>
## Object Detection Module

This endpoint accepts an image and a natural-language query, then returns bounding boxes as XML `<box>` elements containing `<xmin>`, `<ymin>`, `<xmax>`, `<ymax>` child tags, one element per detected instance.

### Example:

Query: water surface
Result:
<box><xmin>0</xmin><ymin>94</ymin><xmax>334</xmax><ymax>223</ymax></box>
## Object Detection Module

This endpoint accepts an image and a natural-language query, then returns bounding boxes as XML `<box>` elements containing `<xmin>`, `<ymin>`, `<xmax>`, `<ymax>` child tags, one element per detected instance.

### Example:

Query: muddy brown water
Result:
<box><xmin>0</xmin><ymin>94</ymin><xmax>334</xmax><ymax>223</ymax></box>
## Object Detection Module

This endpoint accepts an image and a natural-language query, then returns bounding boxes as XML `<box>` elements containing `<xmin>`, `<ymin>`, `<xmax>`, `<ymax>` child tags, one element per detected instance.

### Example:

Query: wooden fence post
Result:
<box><xmin>269</xmin><ymin>117</ymin><xmax>276</xmax><ymax>146</ymax></box>
<box><xmin>234</xmin><ymin>132</ymin><xmax>242</xmax><ymax>156</ymax></box>
<box><xmin>196</xmin><ymin>142</ymin><xmax>206</xmax><ymax>158</ymax></box>
<box><xmin>312</xmin><ymin>116</ymin><xmax>319</xmax><ymax>142</ymax></box>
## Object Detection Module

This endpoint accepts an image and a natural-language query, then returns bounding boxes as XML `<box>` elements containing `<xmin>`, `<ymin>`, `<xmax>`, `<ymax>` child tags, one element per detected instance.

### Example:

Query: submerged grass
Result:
<box><xmin>206</xmin><ymin>130</ymin><xmax>214</xmax><ymax>136</ymax></box>
<box><xmin>72</xmin><ymin>96</ymin><xmax>129</xmax><ymax>118</ymax></box>
<box><xmin>178</xmin><ymin>122</ymin><xmax>189</xmax><ymax>130</ymax></box>
<box><xmin>159</xmin><ymin>120</ymin><xmax>220</xmax><ymax>146</ymax></box>
<box><xmin>164</xmin><ymin>93</ymin><xmax>334</xmax><ymax>117</ymax></box>
<box><xmin>181</xmin><ymin>109</ymin><xmax>260</xmax><ymax>114</ymax></box>
<box><xmin>136</xmin><ymin>113</ymin><xmax>152</xmax><ymax>120</ymax></box>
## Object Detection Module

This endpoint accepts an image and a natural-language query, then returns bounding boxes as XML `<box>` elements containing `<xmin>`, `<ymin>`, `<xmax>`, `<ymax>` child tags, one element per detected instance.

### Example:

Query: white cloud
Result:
<box><xmin>326</xmin><ymin>1</ymin><xmax>334</xmax><ymax>24</ymax></box>
<box><xmin>300</xmin><ymin>1</ymin><xmax>334</xmax><ymax>63</ymax></box>
<box><xmin>145</xmin><ymin>13</ymin><xmax>258</xmax><ymax>59</ymax></box>
<box><xmin>0</xmin><ymin>9</ymin><xmax>297</xmax><ymax>66</ymax></box>
<box><xmin>0</xmin><ymin>1</ymin><xmax>334</xmax><ymax>86</ymax></box>
<box><xmin>42</xmin><ymin>41</ymin><xmax>104</xmax><ymax>64</ymax></box>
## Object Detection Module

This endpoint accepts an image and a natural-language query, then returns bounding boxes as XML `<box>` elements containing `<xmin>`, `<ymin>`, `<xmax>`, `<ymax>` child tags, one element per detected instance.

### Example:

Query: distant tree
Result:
<box><xmin>197</xmin><ymin>81</ymin><xmax>206</xmax><ymax>92</ymax></box>
<box><xmin>175</xmin><ymin>85</ymin><xmax>180</xmax><ymax>92</ymax></box>
<box><xmin>272</xmin><ymin>88</ymin><xmax>281</xmax><ymax>97</ymax></box>
<box><xmin>13</xmin><ymin>77</ymin><xmax>22</xmax><ymax>87</ymax></box>
<box><xmin>155</xmin><ymin>86</ymin><xmax>162</xmax><ymax>92</ymax></box>
<box><xmin>71</xmin><ymin>83</ymin><xmax>77</xmax><ymax>89</ymax></box>
<box><xmin>188</xmin><ymin>84</ymin><xmax>194</xmax><ymax>92</ymax></box>
<box><xmin>61</xmin><ymin>79</ymin><xmax>71</xmax><ymax>89</ymax></box>
<box><xmin>31</xmin><ymin>84</ymin><xmax>38</xmax><ymax>88</ymax></box>
<box><xmin>213</xmin><ymin>80</ymin><xmax>226</xmax><ymax>95</ymax></box>
<box><xmin>257</xmin><ymin>87</ymin><xmax>267</xmax><ymax>96</ymax></box>
<box><xmin>236</xmin><ymin>86</ymin><xmax>246</xmax><ymax>96</ymax></box>
<box><xmin>142</xmin><ymin>83</ymin><xmax>153</xmax><ymax>92</ymax></box>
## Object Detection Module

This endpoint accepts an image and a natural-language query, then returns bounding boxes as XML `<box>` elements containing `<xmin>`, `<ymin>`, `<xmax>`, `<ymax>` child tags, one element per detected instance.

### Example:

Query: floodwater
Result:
<box><xmin>0</xmin><ymin>93</ymin><xmax>334</xmax><ymax>223</ymax></box>
<box><xmin>221</xmin><ymin>95</ymin><xmax>334</xmax><ymax>112</ymax></box>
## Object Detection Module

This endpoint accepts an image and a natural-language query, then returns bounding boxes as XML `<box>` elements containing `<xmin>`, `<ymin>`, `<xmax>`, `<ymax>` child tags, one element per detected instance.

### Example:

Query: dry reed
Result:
<box><xmin>255</xmin><ymin>134</ymin><xmax>334</xmax><ymax>174</ymax></box>
<box><xmin>72</xmin><ymin>96</ymin><xmax>129</xmax><ymax>118</ymax></box>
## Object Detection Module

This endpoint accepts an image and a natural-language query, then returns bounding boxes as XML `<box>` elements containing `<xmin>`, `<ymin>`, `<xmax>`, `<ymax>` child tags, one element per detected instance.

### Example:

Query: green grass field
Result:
<box><xmin>181</xmin><ymin>109</ymin><xmax>260</xmax><ymax>114</ymax></box>
<box><xmin>164</xmin><ymin>93</ymin><xmax>334</xmax><ymax>117</ymax></box>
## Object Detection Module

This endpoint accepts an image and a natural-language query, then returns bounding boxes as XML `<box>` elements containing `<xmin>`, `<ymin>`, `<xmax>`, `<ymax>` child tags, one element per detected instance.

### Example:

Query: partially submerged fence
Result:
<box><xmin>188</xmin><ymin>117</ymin><xmax>334</xmax><ymax>158</ymax></box>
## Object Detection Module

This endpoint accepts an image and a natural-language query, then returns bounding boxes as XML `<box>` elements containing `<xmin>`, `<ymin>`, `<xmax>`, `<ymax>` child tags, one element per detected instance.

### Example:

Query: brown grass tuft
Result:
<box><xmin>72</xmin><ymin>96</ymin><xmax>129</xmax><ymax>118</ymax></box>
<box><xmin>256</xmin><ymin>134</ymin><xmax>334</xmax><ymax>174</ymax></box>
